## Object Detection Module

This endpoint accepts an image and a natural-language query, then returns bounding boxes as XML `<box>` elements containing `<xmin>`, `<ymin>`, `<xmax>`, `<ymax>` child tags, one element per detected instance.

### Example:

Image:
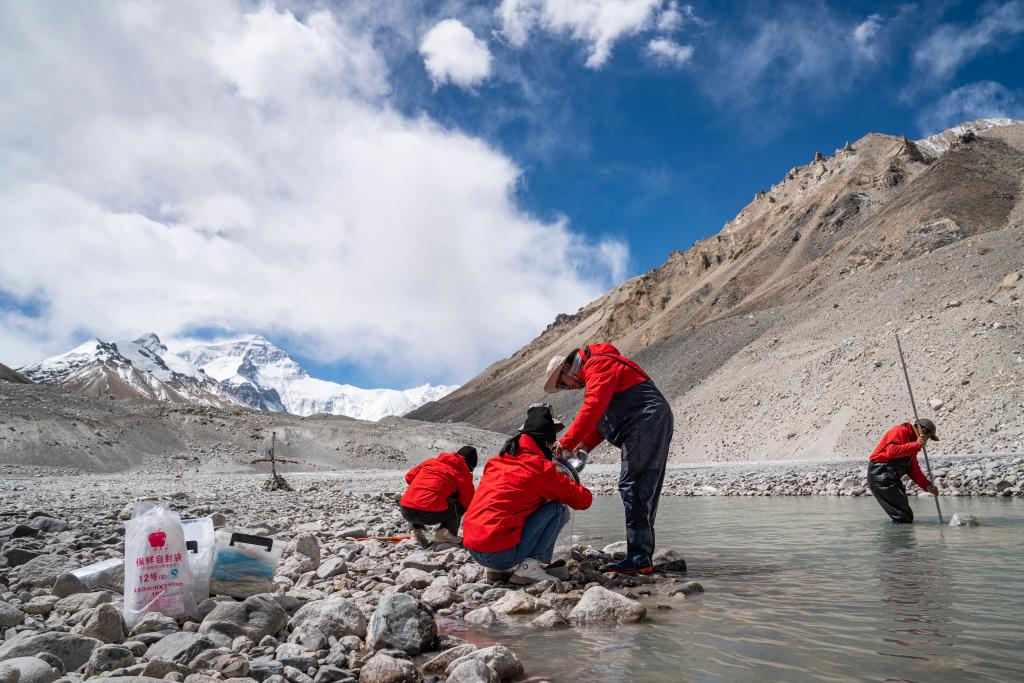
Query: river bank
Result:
<box><xmin>0</xmin><ymin>473</ymin><xmax>694</xmax><ymax>683</ymax></box>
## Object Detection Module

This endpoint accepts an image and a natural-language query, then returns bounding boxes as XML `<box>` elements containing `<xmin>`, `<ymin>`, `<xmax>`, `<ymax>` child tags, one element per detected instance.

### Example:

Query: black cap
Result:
<box><xmin>916</xmin><ymin>418</ymin><xmax>939</xmax><ymax>441</ymax></box>
<box><xmin>520</xmin><ymin>404</ymin><xmax>558</xmax><ymax>445</ymax></box>
<box><xmin>457</xmin><ymin>446</ymin><xmax>478</xmax><ymax>471</ymax></box>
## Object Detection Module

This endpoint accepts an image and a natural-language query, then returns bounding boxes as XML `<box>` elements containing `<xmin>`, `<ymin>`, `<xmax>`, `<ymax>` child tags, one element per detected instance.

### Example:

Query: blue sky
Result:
<box><xmin>1</xmin><ymin>1</ymin><xmax>1023</xmax><ymax>388</ymax></box>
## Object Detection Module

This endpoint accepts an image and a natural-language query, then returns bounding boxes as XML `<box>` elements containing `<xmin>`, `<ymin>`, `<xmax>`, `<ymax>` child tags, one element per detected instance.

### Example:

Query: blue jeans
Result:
<box><xmin>467</xmin><ymin>502</ymin><xmax>569</xmax><ymax>570</ymax></box>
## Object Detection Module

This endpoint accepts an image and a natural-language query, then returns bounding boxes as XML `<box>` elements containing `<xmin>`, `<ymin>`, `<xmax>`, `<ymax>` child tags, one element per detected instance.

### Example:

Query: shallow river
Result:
<box><xmin>443</xmin><ymin>496</ymin><xmax>1024</xmax><ymax>682</ymax></box>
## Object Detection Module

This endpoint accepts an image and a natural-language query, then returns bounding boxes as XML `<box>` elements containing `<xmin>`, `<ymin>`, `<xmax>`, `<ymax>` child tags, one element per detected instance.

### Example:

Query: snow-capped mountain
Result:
<box><xmin>175</xmin><ymin>335</ymin><xmax>458</xmax><ymax>421</ymax></box>
<box><xmin>19</xmin><ymin>333</ymin><xmax>244</xmax><ymax>408</ymax></box>
<box><xmin>915</xmin><ymin>118</ymin><xmax>1017</xmax><ymax>157</ymax></box>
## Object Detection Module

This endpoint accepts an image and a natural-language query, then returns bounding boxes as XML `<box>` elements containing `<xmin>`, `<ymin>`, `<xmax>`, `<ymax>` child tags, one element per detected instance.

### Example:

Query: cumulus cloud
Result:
<box><xmin>419</xmin><ymin>18</ymin><xmax>493</xmax><ymax>89</ymax></box>
<box><xmin>498</xmin><ymin>0</ymin><xmax>664</xmax><ymax>69</ymax></box>
<box><xmin>913</xmin><ymin>1</ymin><xmax>1024</xmax><ymax>83</ymax></box>
<box><xmin>0</xmin><ymin>1</ymin><xmax>627</xmax><ymax>383</ymax></box>
<box><xmin>646</xmin><ymin>37</ymin><xmax>693</xmax><ymax>66</ymax></box>
<box><xmin>917</xmin><ymin>80</ymin><xmax>1024</xmax><ymax>134</ymax></box>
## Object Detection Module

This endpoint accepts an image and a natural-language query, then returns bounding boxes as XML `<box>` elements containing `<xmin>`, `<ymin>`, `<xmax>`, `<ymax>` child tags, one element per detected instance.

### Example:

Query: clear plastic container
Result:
<box><xmin>71</xmin><ymin>557</ymin><xmax>124</xmax><ymax>592</ymax></box>
<box><xmin>210</xmin><ymin>529</ymin><xmax>283</xmax><ymax>598</ymax></box>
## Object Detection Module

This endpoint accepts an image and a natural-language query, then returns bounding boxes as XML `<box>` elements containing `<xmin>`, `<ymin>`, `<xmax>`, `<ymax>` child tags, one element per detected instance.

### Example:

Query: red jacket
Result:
<box><xmin>400</xmin><ymin>453</ymin><xmax>475</xmax><ymax>512</ymax></box>
<box><xmin>462</xmin><ymin>434</ymin><xmax>593</xmax><ymax>553</ymax></box>
<box><xmin>559</xmin><ymin>343</ymin><xmax>649</xmax><ymax>452</ymax></box>
<box><xmin>869</xmin><ymin>423</ymin><xmax>932</xmax><ymax>490</ymax></box>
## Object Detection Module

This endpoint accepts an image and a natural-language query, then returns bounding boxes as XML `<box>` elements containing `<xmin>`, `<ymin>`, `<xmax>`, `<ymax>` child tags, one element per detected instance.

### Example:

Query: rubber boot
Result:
<box><xmin>601</xmin><ymin>527</ymin><xmax>654</xmax><ymax>574</ymax></box>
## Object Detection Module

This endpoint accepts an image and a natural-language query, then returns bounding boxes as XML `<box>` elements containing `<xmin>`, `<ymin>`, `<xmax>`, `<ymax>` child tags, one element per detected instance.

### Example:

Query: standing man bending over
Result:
<box><xmin>868</xmin><ymin>419</ymin><xmax>940</xmax><ymax>524</ymax></box>
<box><xmin>544</xmin><ymin>344</ymin><xmax>674</xmax><ymax>574</ymax></box>
<box><xmin>400</xmin><ymin>446</ymin><xmax>477</xmax><ymax>546</ymax></box>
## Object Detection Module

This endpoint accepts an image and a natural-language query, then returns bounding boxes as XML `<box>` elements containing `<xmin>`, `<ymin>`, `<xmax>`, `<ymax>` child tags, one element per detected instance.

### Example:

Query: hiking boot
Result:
<box><xmin>433</xmin><ymin>528</ymin><xmax>462</xmax><ymax>545</ymax></box>
<box><xmin>411</xmin><ymin>528</ymin><xmax>430</xmax><ymax>548</ymax></box>
<box><xmin>600</xmin><ymin>554</ymin><xmax>654</xmax><ymax>575</ymax></box>
<box><xmin>486</xmin><ymin>569</ymin><xmax>514</xmax><ymax>582</ymax></box>
<box><xmin>509</xmin><ymin>558</ymin><xmax>557</xmax><ymax>585</ymax></box>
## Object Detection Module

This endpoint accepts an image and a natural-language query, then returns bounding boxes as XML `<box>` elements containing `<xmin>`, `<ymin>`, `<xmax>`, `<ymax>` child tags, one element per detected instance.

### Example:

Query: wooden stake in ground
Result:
<box><xmin>253</xmin><ymin>430</ymin><xmax>295</xmax><ymax>492</ymax></box>
<box><xmin>895</xmin><ymin>334</ymin><xmax>943</xmax><ymax>524</ymax></box>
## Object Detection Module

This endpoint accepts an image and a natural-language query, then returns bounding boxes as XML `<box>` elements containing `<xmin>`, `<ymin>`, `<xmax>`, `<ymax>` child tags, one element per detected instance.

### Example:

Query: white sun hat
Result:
<box><xmin>543</xmin><ymin>355</ymin><xmax>567</xmax><ymax>394</ymax></box>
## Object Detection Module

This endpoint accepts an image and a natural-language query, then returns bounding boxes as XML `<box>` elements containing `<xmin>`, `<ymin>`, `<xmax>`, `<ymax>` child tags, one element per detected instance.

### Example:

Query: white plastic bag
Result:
<box><xmin>123</xmin><ymin>504</ymin><xmax>198</xmax><ymax>627</ymax></box>
<box><xmin>210</xmin><ymin>529</ymin><xmax>283</xmax><ymax>598</ymax></box>
<box><xmin>181</xmin><ymin>517</ymin><xmax>215</xmax><ymax>603</ymax></box>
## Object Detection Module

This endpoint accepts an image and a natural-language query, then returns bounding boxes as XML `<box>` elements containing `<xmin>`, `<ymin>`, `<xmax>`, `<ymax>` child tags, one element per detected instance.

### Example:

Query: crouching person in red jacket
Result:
<box><xmin>400</xmin><ymin>446</ymin><xmax>477</xmax><ymax>547</ymax></box>
<box><xmin>868</xmin><ymin>419</ymin><xmax>940</xmax><ymax>523</ymax></box>
<box><xmin>463</xmin><ymin>405</ymin><xmax>593</xmax><ymax>584</ymax></box>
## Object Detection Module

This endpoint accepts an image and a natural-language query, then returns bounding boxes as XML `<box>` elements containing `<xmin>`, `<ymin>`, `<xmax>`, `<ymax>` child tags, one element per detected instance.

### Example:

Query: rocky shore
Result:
<box><xmin>0</xmin><ymin>474</ymin><xmax>697</xmax><ymax>683</ymax></box>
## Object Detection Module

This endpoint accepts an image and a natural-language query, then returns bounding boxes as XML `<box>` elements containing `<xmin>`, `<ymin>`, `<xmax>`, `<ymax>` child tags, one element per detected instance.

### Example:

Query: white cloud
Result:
<box><xmin>656</xmin><ymin>1</ymin><xmax>704</xmax><ymax>32</ymax></box>
<box><xmin>646</xmin><ymin>37</ymin><xmax>693</xmax><ymax>66</ymax></box>
<box><xmin>498</xmin><ymin>0</ymin><xmax>664</xmax><ymax>69</ymax></box>
<box><xmin>0</xmin><ymin>2</ymin><xmax>627</xmax><ymax>383</ymax></box>
<box><xmin>852</xmin><ymin>13</ymin><xmax>883</xmax><ymax>60</ymax></box>
<box><xmin>917</xmin><ymin>80</ymin><xmax>1024</xmax><ymax>134</ymax></box>
<box><xmin>419</xmin><ymin>18</ymin><xmax>493</xmax><ymax>89</ymax></box>
<box><xmin>913</xmin><ymin>1</ymin><xmax>1024</xmax><ymax>83</ymax></box>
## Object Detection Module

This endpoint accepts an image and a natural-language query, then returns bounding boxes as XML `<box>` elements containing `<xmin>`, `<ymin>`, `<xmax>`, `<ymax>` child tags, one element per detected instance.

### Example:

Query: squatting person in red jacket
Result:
<box><xmin>545</xmin><ymin>343</ymin><xmax>673</xmax><ymax>574</ymax></box>
<box><xmin>868</xmin><ymin>419</ymin><xmax>940</xmax><ymax>523</ymax></box>
<box><xmin>462</xmin><ymin>404</ymin><xmax>592</xmax><ymax>584</ymax></box>
<box><xmin>400</xmin><ymin>446</ymin><xmax>477</xmax><ymax>547</ymax></box>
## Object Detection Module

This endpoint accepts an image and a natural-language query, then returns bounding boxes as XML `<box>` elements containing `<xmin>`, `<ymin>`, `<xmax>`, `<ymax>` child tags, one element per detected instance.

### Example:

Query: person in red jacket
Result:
<box><xmin>544</xmin><ymin>343</ymin><xmax>673</xmax><ymax>574</ymax></box>
<box><xmin>868</xmin><ymin>419</ymin><xmax>940</xmax><ymax>523</ymax></box>
<box><xmin>400</xmin><ymin>446</ymin><xmax>477</xmax><ymax>547</ymax></box>
<box><xmin>463</xmin><ymin>404</ymin><xmax>593</xmax><ymax>584</ymax></box>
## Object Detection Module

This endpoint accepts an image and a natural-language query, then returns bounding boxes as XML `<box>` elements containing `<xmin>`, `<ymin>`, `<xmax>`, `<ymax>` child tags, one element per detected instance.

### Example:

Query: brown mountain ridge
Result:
<box><xmin>409</xmin><ymin>120</ymin><xmax>1024</xmax><ymax>462</ymax></box>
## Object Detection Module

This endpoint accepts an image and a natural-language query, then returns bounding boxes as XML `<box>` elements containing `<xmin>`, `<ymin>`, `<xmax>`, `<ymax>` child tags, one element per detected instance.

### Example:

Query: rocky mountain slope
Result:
<box><xmin>0</xmin><ymin>380</ymin><xmax>504</xmax><ymax>475</ymax></box>
<box><xmin>410</xmin><ymin>120</ymin><xmax>1024</xmax><ymax>463</ymax></box>
<box><xmin>18</xmin><ymin>334</ymin><xmax>457</xmax><ymax>422</ymax></box>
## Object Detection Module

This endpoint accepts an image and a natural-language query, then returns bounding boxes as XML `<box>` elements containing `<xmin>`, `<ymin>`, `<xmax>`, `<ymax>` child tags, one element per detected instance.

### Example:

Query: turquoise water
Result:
<box><xmin>446</xmin><ymin>496</ymin><xmax>1024</xmax><ymax>682</ymax></box>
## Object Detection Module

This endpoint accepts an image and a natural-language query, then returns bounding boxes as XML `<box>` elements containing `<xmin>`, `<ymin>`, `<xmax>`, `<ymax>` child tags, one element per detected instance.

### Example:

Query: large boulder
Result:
<box><xmin>289</xmin><ymin>598</ymin><xmax>367</xmax><ymax>640</ymax></box>
<box><xmin>0</xmin><ymin>632</ymin><xmax>101</xmax><ymax>671</ymax></box>
<box><xmin>0</xmin><ymin>657</ymin><xmax>60</xmax><ymax>683</ymax></box>
<box><xmin>143</xmin><ymin>632</ymin><xmax>216</xmax><ymax>665</ymax></box>
<box><xmin>445</xmin><ymin>646</ymin><xmax>523</xmax><ymax>682</ymax></box>
<box><xmin>366</xmin><ymin>594</ymin><xmax>436</xmax><ymax>655</ymax></box>
<box><xmin>357</xmin><ymin>653</ymin><xmax>416</xmax><ymax>683</ymax></box>
<box><xmin>198</xmin><ymin>594</ymin><xmax>288</xmax><ymax>647</ymax></box>
<box><xmin>568</xmin><ymin>586</ymin><xmax>646</xmax><ymax>625</ymax></box>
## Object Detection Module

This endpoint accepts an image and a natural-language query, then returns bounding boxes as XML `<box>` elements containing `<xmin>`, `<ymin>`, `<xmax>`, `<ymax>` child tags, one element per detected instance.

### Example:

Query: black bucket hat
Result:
<box><xmin>917</xmin><ymin>418</ymin><xmax>939</xmax><ymax>441</ymax></box>
<box><xmin>456</xmin><ymin>446</ymin><xmax>478</xmax><ymax>471</ymax></box>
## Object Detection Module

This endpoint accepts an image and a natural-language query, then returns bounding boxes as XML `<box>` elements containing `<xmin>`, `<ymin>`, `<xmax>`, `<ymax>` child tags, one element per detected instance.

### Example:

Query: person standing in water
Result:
<box><xmin>867</xmin><ymin>419</ymin><xmax>940</xmax><ymax>523</ymax></box>
<box><xmin>544</xmin><ymin>344</ymin><xmax>674</xmax><ymax>574</ymax></box>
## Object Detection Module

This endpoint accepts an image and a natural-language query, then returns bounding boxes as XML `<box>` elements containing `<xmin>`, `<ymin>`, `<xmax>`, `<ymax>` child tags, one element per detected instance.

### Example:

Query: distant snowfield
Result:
<box><xmin>21</xmin><ymin>333</ymin><xmax>457</xmax><ymax>421</ymax></box>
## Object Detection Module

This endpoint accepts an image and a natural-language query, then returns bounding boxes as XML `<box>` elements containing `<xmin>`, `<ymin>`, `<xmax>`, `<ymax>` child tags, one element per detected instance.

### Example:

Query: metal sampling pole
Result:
<box><xmin>895</xmin><ymin>334</ymin><xmax>944</xmax><ymax>523</ymax></box>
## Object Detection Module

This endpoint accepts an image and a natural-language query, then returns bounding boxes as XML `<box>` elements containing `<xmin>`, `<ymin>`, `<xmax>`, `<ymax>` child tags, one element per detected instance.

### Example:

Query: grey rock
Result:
<box><xmin>311</xmin><ymin>665</ymin><xmax>353</xmax><ymax>683</ymax></box>
<box><xmin>314</xmin><ymin>558</ymin><xmax>347</xmax><ymax>581</ymax></box>
<box><xmin>95</xmin><ymin>678</ymin><xmax>167</xmax><ymax>683</ymax></box>
<box><xmin>667</xmin><ymin>581</ymin><xmax>704</xmax><ymax>597</ymax></box>
<box><xmin>85</xmin><ymin>645</ymin><xmax>136</xmax><ymax>676</ymax></box>
<box><xmin>366</xmin><ymin>594</ymin><xmax>436</xmax><ymax>655</ymax></box>
<box><xmin>22</xmin><ymin>596</ymin><xmax>59</xmax><ymax>616</ymax></box>
<box><xmin>0</xmin><ymin>632</ymin><xmax>101</xmax><ymax>671</ymax></box>
<box><xmin>393</xmin><ymin>569</ymin><xmax>431</xmax><ymax>590</ymax></box>
<box><xmin>651</xmin><ymin>548</ymin><xmax>687</xmax><ymax>573</ymax></box>
<box><xmin>489</xmin><ymin>592</ymin><xmax>541</xmax><ymax>616</ymax></box>
<box><xmin>462</xmin><ymin>608</ymin><xmax>495</xmax><ymax>626</ymax></box>
<box><xmin>144</xmin><ymin>632</ymin><xmax>216</xmax><ymax>665</ymax></box>
<box><xmin>140</xmin><ymin>660</ymin><xmax>192</xmax><ymax>679</ymax></box>
<box><xmin>14</xmin><ymin>555</ymin><xmax>75</xmax><ymax>589</ymax></box>
<box><xmin>356</xmin><ymin>653</ymin><xmax>415</xmax><ymax>683</ymax></box>
<box><xmin>73</xmin><ymin>603</ymin><xmax>125</xmax><ymax>643</ymax></box>
<box><xmin>568</xmin><ymin>586</ymin><xmax>646</xmax><ymax>625</ymax></box>
<box><xmin>445</xmin><ymin>647</ymin><xmax>523</xmax><ymax>681</ymax></box>
<box><xmin>0</xmin><ymin>657</ymin><xmax>59</xmax><ymax>683</ymax></box>
<box><xmin>248</xmin><ymin>660</ymin><xmax>284</xmax><ymax>682</ymax></box>
<box><xmin>198</xmin><ymin>594</ymin><xmax>288</xmax><ymax>648</ymax></box>
<box><xmin>129</xmin><ymin>612</ymin><xmax>179</xmax><ymax>637</ymax></box>
<box><xmin>529</xmin><ymin>610</ymin><xmax>566</xmax><ymax>628</ymax></box>
<box><xmin>421</xmin><ymin>645</ymin><xmax>477</xmax><ymax>675</ymax></box>
<box><xmin>210</xmin><ymin>653</ymin><xmax>249</xmax><ymax>678</ymax></box>
<box><xmin>289</xmin><ymin>599</ymin><xmax>366</xmax><ymax>641</ymax></box>
<box><xmin>54</xmin><ymin>591</ymin><xmax>115</xmax><ymax>614</ymax></box>
<box><xmin>0</xmin><ymin>603</ymin><xmax>26</xmax><ymax>629</ymax></box>
<box><xmin>446</xmin><ymin>660</ymin><xmax>497</xmax><ymax>683</ymax></box>
<box><xmin>51</xmin><ymin>574</ymin><xmax>87</xmax><ymax>599</ymax></box>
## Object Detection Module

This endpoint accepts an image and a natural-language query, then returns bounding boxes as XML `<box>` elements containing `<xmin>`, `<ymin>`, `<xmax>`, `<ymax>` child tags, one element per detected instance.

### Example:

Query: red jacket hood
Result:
<box><xmin>400</xmin><ymin>452</ymin><xmax>475</xmax><ymax>513</ymax></box>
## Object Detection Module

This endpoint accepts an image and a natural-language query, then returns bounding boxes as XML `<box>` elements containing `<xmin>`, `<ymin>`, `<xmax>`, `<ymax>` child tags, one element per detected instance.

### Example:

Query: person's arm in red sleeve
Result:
<box><xmin>541</xmin><ymin>462</ymin><xmax>593</xmax><ymax>510</ymax></box>
<box><xmin>581</xmin><ymin>429</ymin><xmax>605</xmax><ymax>452</ymax></box>
<box><xmin>908</xmin><ymin>454</ymin><xmax>932</xmax><ymax>490</ymax></box>
<box><xmin>405</xmin><ymin>462</ymin><xmax>423</xmax><ymax>485</ymax></box>
<box><xmin>455</xmin><ymin>470</ymin><xmax>475</xmax><ymax>510</ymax></box>
<box><xmin>886</xmin><ymin>441</ymin><xmax>921</xmax><ymax>458</ymax></box>
<box><xmin>560</xmin><ymin>359</ymin><xmax>618</xmax><ymax>451</ymax></box>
